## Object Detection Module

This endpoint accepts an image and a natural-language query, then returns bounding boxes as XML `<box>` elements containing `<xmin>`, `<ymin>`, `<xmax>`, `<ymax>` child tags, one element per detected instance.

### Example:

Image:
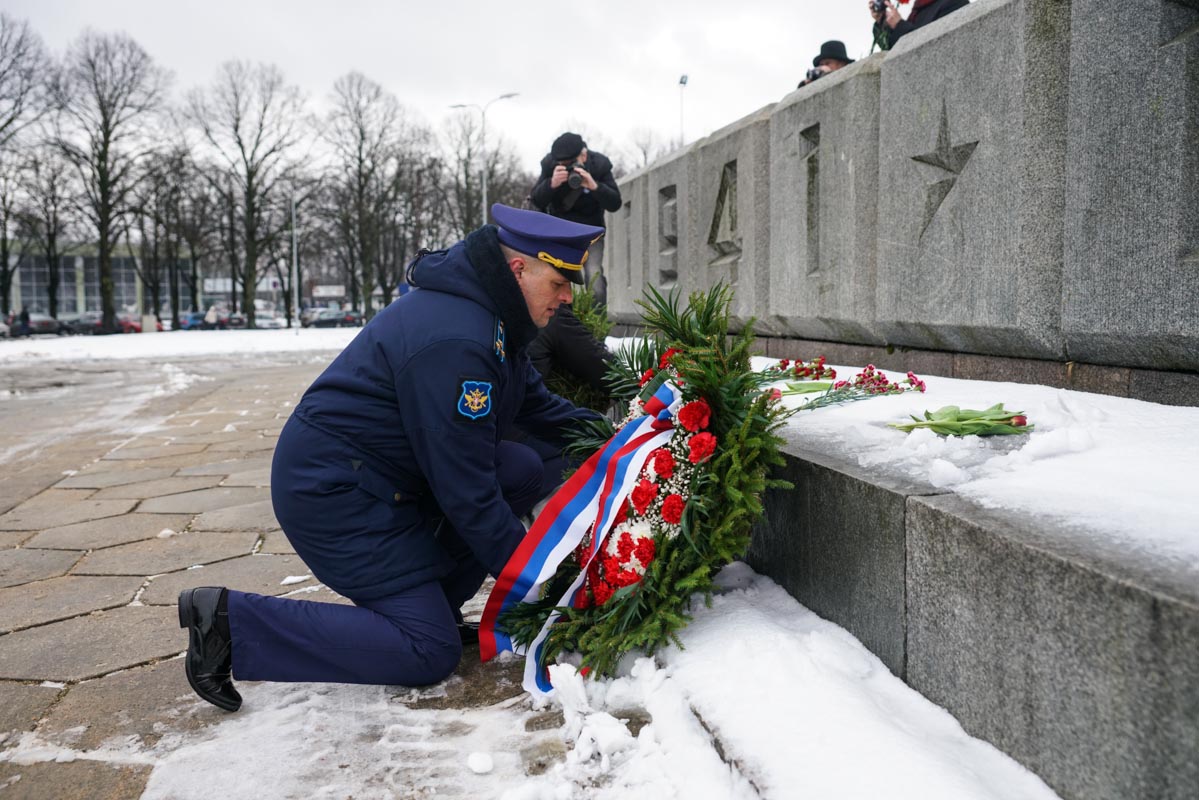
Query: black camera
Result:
<box><xmin>805</xmin><ymin>67</ymin><xmax>824</xmax><ymax>83</ymax></box>
<box><xmin>565</xmin><ymin>161</ymin><xmax>585</xmax><ymax>190</ymax></box>
<box><xmin>870</xmin><ymin>0</ymin><xmax>888</xmax><ymax>14</ymax></box>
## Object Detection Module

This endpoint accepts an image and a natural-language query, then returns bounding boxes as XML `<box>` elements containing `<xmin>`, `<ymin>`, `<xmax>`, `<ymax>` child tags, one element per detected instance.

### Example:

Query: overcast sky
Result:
<box><xmin>7</xmin><ymin>0</ymin><xmax>879</xmax><ymax>170</ymax></box>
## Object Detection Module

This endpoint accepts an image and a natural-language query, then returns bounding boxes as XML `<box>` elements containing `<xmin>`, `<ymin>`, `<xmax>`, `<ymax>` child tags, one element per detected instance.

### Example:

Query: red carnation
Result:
<box><xmin>678</xmin><ymin>399</ymin><xmax>711</xmax><ymax>432</ymax></box>
<box><xmin>617</xmin><ymin>531</ymin><xmax>635</xmax><ymax>561</ymax></box>
<box><xmin>593</xmin><ymin>581</ymin><xmax>614</xmax><ymax>605</ymax></box>
<box><xmin>661</xmin><ymin>493</ymin><xmax>685</xmax><ymax>525</ymax></box>
<box><xmin>650</xmin><ymin>448</ymin><xmax>675</xmax><ymax>480</ymax></box>
<box><xmin>603</xmin><ymin>555</ymin><xmax>622</xmax><ymax>577</ymax></box>
<box><xmin>688</xmin><ymin>432</ymin><xmax>718</xmax><ymax>463</ymax></box>
<box><xmin>638</xmin><ymin>368</ymin><xmax>656</xmax><ymax>387</ymax></box>
<box><xmin>659</xmin><ymin>347</ymin><xmax>682</xmax><ymax>369</ymax></box>
<box><xmin>634</xmin><ymin>537</ymin><xmax>656</xmax><ymax>566</ymax></box>
<box><xmin>631</xmin><ymin>479</ymin><xmax>658</xmax><ymax>514</ymax></box>
<box><xmin>611</xmin><ymin>569</ymin><xmax>643</xmax><ymax>588</ymax></box>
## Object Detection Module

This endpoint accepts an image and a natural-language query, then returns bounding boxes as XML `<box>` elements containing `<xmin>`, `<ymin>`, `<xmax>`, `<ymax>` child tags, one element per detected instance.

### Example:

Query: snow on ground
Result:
<box><xmin>0</xmin><ymin>565</ymin><xmax>1059</xmax><ymax>800</ymax></box>
<box><xmin>0</xmin><ymin>328</ymin><xmax>359</xmax><ymax>364</ymax></box>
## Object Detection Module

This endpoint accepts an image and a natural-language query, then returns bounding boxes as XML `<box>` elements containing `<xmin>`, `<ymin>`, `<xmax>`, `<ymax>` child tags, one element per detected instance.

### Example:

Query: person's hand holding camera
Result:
<box><xmin>868</xmin><ymin>0</ymin><xmax>902</xmax><ymax>28</ymax></box>
<box><xmin>551</xmin><ymin>162</ymin><xmax>597</xmax><ymax>192</ymax></box>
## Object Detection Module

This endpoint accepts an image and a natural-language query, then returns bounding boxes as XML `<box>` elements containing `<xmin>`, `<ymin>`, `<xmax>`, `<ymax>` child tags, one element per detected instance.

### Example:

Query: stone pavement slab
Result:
<box><xmin>0</xmin><ymin>549</ymin><xmax>82</xmax><ymax>589</ymax></box>
<box><xmin>101</xmin><ymin>443</ymin><xmax>209</xmax><ymax>461</ymax></box>
<box><xmin>0</xmin><ymin>681</ymin><xmax>60</xmax><ymax>739</ymax></box>
<box><xmin>89</xmin><ymin>475</ymin><xmax>224</xmax><ymax>500</ymax></box>
<box><xmin>140</xmin><ymin>554</ymin><xmax>315</xmax><ymax>605</ymax></box>
<box><xmin>15</xmin><ymin>489</ymin><xmax>96</xmax><ymax>507</ymax></box>
<box><xmin>207</xmin><ymin>436</ymin><xmax>277</xmax><ymax>453</ymax></box>
<box><xmin>0</xmin><ymin>530</ymin><xmax>30</xmax><ymax>549</ymax></box>
<box><xmin>72</xmin><ymin>531</ymin><xmax>259</xmax><ymax>576</ymax></box>
<box><xmin>258</xmin><ymin>530</ymin><xmax>295</xmax><ymax>554</ymax></box>
<box><xmin>137</xmin><ymin>486</ymin><xmax>268</xmax><ymax>514</ymax></box>
<box><xmin>24</xmin><ymin>513</ymin><xmax>193</xmax><ymax>551</ymax></box>
<box><xmin>222</xmin><ymin>466</ymin><xmax>271</xmax><ymax>487</ymax></box>
<box><xmin>54</xmin><ymin>467</ymin><xmax>176</xmax><ymax>490</ymax></box>
<box><xmin>0</xmin><ymin>499</ymin><xmax>137</xmax><ymax>532</ymax></box>
<box><xmin>37</xmin><ymin>659</ymin><xmax>222</xmax><ymax>752</ymax></box>
<box><xmin>0</xmin><ymin>575</ymin><xmax>144</xmax><ymax>633</ymax></box>
<box><xmin>175</xmin><ymin>455</ymin><xmax>273</xmax><ymax>477</ymax></box>
<box><xmin>0</xmin><ymin>606</ymin><xmax>180</xmax><ymax>682</ymax></box>
<box><xmin>0</xmin><ymin>761</ymin><xmax>151</xmax><ymax>800</ymax></box>
<box><xmin>190</xmin><ymin>499</ymin><xmax>278</xmax><ymax>531</ymax></box>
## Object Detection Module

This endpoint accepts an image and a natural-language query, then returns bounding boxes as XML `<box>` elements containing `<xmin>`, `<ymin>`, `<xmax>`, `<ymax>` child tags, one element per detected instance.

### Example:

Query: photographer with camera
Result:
<box><xmin>798</xmin><ymin>40</ymin><xmax>856</xmax><ymax>88</ymax></box>
<box><xmin>869</xmin><ymin>0</ymin><xmax>970</xmax><ymax>51</ymax></box>
<box><xmin>530</xmin><ymin>132</ymin><xmax>621</xmax><ymax>306</ymax></box>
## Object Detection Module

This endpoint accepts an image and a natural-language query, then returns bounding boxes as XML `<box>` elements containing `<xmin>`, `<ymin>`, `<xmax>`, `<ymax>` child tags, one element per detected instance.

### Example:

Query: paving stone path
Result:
<box><xmin>0</xmin><ymin>358</ymin><xmax>549</xmax><ymax>799</ymax></box>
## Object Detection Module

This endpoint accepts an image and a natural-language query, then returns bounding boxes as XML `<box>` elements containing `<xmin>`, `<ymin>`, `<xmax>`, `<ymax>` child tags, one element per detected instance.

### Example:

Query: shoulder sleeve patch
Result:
<box><xmin>456</xmin><ymin>378</ymin><xmax>493</xmax><ymax>421</ymax></box>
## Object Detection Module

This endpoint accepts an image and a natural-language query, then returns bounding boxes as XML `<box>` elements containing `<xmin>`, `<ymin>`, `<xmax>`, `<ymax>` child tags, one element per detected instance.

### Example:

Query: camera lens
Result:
<box><xmin>567</xmin><ymin>167</ymin><xmax>583</xmax><ymax>189</ymax></box>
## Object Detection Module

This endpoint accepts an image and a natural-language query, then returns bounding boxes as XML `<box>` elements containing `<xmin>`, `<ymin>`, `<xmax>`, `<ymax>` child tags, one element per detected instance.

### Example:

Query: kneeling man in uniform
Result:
<box><xmin>178</xmin><ymin>204</ymin><xmax>603</xmax><ymax>711</ymax></box>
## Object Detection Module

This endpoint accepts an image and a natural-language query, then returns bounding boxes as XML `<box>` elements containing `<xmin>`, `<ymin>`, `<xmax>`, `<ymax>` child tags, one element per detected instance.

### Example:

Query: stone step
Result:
<box><xmin>747</xmin><ymin>446</ymin><xmax>1199</xmax><ymax>800</ymax></box>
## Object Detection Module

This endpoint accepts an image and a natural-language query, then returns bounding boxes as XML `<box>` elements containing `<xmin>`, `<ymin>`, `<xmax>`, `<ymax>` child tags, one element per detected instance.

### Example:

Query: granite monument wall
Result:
<box><xmin>607</xmin><ymin>0</ymin><xmax>1199</xmax><ymax>380</ymax></box>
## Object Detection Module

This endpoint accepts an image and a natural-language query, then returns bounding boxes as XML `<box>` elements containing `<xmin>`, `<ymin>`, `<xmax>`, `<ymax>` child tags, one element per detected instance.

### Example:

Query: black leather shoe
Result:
<box><xmin>458</xmin><ymin>620</ymin><xmax>480</xmax><ymax>647</ymax></box>
<box><xmin>178</xmin><ymin>587</ymin><xmax>242</xmax><ymax>712</ymax></box>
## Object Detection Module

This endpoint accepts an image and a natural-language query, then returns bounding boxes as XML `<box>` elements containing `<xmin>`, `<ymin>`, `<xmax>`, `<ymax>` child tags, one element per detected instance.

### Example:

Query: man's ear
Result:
<box><xmin>509</xmin><ymin>256</ymin><xmax>527</xmax><ymax>279</ymax></box>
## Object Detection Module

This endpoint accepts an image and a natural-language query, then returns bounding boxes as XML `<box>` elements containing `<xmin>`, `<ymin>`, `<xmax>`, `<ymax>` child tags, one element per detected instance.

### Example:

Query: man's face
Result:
<box><xmin>514</xmin><ymin>257</ymin><xmax>574</xmax><ymax>327</ymax></box>
<box><xmin>817</xmin><ymin>58</ymin><xmax>849</xmax><ymax>72</ymax></box>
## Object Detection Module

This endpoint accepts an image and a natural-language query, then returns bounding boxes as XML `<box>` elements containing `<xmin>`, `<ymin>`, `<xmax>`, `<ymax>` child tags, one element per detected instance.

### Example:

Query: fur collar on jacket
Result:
<box><xmin>463</xmin><ymin>225</ymin><xmax>539</xmax><ymax>353</ymax></box>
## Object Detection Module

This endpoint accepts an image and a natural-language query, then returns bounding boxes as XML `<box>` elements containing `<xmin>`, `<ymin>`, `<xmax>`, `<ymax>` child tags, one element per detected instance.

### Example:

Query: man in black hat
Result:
<box><xmin>178</xmin><ymin>205</ymin><xmax>605</xmax><ymax>711</ymax></box>
<box><xmin>530</xmin><ymin>132</ymin><xmax>621</xmax><ymax>306</ymax></box>
<box><xmin>798</xmin><ymin>40</ymin><xmax>856</xmax><ymax>88</ymax></box>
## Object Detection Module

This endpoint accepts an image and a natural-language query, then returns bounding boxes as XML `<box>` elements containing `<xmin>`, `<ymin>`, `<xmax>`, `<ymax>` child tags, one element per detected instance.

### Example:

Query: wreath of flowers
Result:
<box><xmin>497</xmin><ymin>285</ymin><xmax>794</xmax><ymax>678</ymax></box>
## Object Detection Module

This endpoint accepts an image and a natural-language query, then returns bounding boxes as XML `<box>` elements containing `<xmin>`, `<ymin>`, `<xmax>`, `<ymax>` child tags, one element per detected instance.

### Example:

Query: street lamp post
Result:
<box><xmin>678</xmin><ymin>74</ymin><xmax>688</xmax><ymax>147</ymax></box>
<box><xmin>450</xmin><ymin>92</ymin><xmax>518</xmax><ymax>226</ymax></box>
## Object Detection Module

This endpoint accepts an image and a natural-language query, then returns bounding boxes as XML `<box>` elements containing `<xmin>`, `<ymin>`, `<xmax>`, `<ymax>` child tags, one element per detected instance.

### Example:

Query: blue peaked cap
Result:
<box><xmin>491</xmin><ymin>204</ymin><xmax>604</xmax><ymax>285</ymax></box>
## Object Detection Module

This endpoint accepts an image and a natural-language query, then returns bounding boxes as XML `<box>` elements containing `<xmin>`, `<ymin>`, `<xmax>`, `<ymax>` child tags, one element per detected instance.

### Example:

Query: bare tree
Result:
<box><xmin>175</xmin><ymin>160</ymin><xmax>220</xmax><ymax>313</ymax></box>
<box><xmin>0</xmin><ymin>153</ymin><xmax>27</xmax><ymax>314</ymax></box>
<box><xmin>324</xmin><ymin>72</ymin><xmax>406</xmax><ymax>320</ymax></box>
<box><xmin>440</xmin><ymin>113</ymin><xmax>532</xmax><ymax>240</ymax></box>
<box><xmin>188</xmin><ymin>61</ymin><xmax>306</xmax><ymax>327</ymax></box>
<box><xmin>19</xmin><ymin>147</ymin><xmax>77</xmax><ymax>318</ymax></box>
<box><xmin>54</xmin><ymin>30</ymin><xmax>170</xmax><ymax>333</ymax></box>
<box><xmin>0</xmin><ymin>13</ymin><xmax>50</xmax><ymax>153</ymax></box>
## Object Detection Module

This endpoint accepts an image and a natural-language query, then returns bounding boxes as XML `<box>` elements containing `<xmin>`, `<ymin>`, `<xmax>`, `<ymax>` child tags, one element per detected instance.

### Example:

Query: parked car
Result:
<box><xmin>300</xmin><ymin>307</ymin><xmax>327</xmax><ymax>328</ymax></box>
<box><xmin>310</xmin><ymin>309</ymin><xmax>363</xmax><ymax>328</ymax></box>
<box><xmin>116</xmin><ymin>313</ymin><xmax>164</xmax><ymax>334</ymax></box>
<box><xmin>63</xmin><ymin>311</ymin><xmax>105</xmax><ymax>335</ymax></box>
<box><xmin>256</xmin><ymin>311</ymin><xmax>287</xmax><ymax>329</ymax></box>
<box><xmin>5</xmin><ymin>312</ymin><xmax>67</xmax><ymax>336</ymax></box>
<box><xmin>226</xmin><ymin>312</ymin><xmax>246</xmax><ymax>328</ymax></box>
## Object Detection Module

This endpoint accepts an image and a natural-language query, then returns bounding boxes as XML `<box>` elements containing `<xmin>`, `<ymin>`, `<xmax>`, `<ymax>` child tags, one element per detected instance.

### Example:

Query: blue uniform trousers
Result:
<box><xmin>229</xmin><ymin>440</ymin><xmax>550</xmax><ymax>686</ymax></box>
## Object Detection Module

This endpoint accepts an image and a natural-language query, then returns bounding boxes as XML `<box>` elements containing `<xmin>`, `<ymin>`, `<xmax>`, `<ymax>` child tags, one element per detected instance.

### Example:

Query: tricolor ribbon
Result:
<box><xmin>480</xmin><ymin>380</ymin><xmax>682</xmax><ymax>695</ymax></box>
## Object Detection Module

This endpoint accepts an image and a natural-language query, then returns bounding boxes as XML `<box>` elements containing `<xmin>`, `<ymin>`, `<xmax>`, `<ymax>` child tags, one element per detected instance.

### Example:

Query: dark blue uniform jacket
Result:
<box><xmin>272</xmin><ymin>226</ymin><xmax>594</xmax><ymax>600</ymax></box>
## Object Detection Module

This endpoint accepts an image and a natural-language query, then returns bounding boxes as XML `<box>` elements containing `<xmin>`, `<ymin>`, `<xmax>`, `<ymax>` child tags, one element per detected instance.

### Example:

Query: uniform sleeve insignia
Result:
<box><xmin>457</xmin><ymin>380</ymin><xmax>493</xmax><ymax>420</ymax></box>
<box><xmin>494</xmin><ymin>319</ymin><xmax>506</xmax><ymax>363</ymax></box>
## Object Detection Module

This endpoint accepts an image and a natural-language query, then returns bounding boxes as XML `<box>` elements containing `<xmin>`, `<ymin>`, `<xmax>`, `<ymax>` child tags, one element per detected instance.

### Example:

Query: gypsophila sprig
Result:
<box><xmin>784</xmin><ymin>363</ymin><xmax>926</xmax><ymax>411</ymax></box>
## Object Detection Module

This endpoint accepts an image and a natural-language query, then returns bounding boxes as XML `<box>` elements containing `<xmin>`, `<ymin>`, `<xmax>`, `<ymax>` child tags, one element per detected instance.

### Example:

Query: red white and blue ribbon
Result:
<box><xmin>480</xmin><ymin>380</ymin><xmax>682</xmax><ymax>695</ymax></box>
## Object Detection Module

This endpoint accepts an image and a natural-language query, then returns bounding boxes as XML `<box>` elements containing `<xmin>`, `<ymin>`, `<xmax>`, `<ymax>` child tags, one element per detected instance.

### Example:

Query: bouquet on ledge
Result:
<box><xmin>480</xmin><ymin>285</ymin><xmax>794</xmax><ymax>694</ymax></box>
<box><xmin>889</xmin><ymin>403</ymin><xmax>1033</xmax><ymax>436</ymax></box>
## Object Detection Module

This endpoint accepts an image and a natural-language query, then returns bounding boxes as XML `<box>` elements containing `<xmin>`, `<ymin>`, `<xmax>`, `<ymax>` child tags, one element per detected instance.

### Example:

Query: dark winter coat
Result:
<box><xmin>271</xmin><ymin>225</ymin><xmax>596</xmax><ymax>600</ymax></box>
<box><xmin>875</xmin><ymin>0</ymin><xmax>970</xmax><ymax>49</ymax></box>
<box><xmin>530</xmin><ymin>150</ymin><xmax>622</xmax><ymax>228</ymax></box>
<box><xmin>528</xmin><ymin>305</ymin><xmax>613</xmax><ymax>395</ymax></box>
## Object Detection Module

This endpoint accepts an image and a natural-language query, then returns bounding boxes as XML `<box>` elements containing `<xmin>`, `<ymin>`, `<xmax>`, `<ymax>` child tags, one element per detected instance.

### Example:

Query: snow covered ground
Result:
<box><xmin>4</xmin><ymin>328</ymin><xmax>1195</xmax><ymax>797</ymax></box>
